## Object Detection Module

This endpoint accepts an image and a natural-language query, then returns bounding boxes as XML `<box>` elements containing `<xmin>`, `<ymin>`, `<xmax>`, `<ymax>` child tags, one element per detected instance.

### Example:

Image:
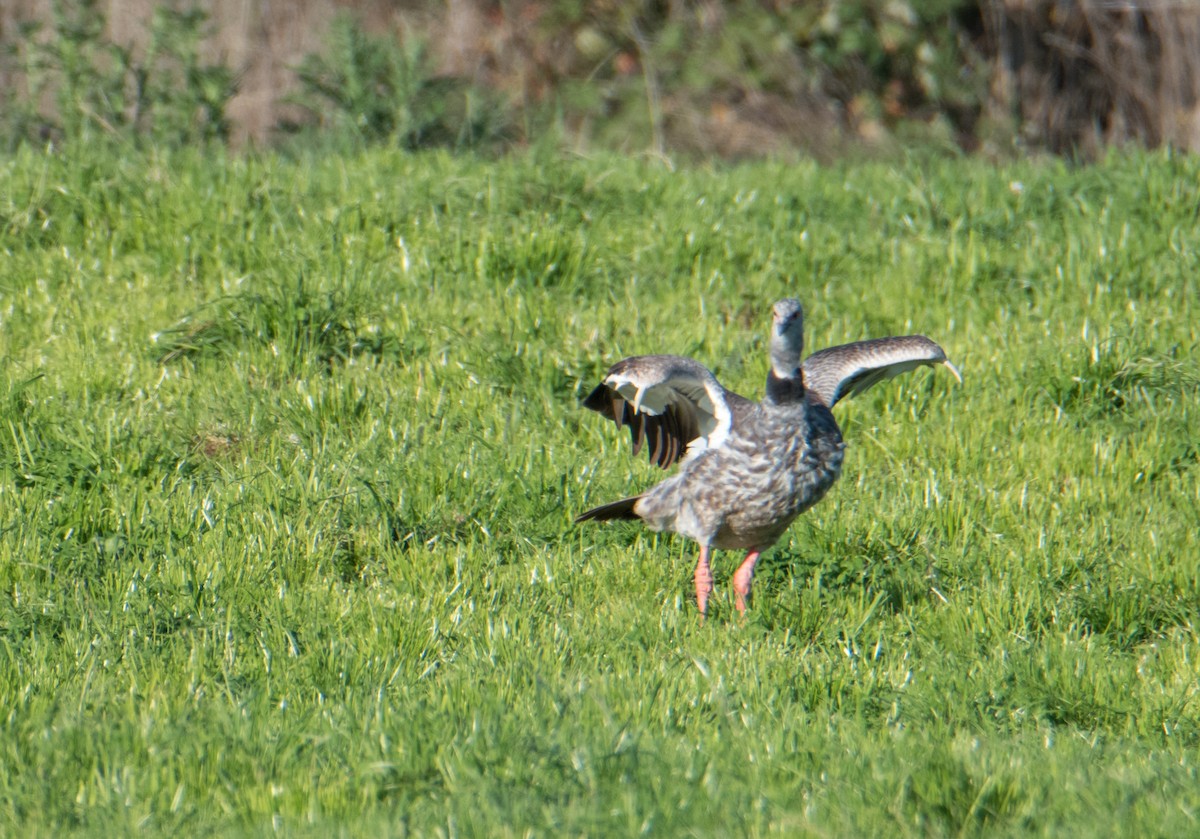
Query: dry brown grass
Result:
<box><xmin>983</xmin><ymin>0</ymin><xmax>1200</xmax><ymax>154</ymax></box>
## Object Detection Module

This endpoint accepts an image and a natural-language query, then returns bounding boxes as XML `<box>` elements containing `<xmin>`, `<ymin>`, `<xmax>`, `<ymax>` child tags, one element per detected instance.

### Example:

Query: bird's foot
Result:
<box><xmin>694</xmin><ymin>545</ymin><xmax>714</xmax><ymax>617</ymax></box>
<box><xmin>732</xmin><ymin>550</ymin><xmax>761</xmax><ymax>616</ymax></box>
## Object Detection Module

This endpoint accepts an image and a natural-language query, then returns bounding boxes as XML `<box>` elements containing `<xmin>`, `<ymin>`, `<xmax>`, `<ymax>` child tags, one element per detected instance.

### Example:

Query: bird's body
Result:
<box><xmin>634</xmin><ymin>394</ymin><xmax>843</xmax><ymax>551</ymax></box>
<box><xmin>576</xmin><ymin>299</ymin><xmax>959</xmax><ymax>616</ymax></box>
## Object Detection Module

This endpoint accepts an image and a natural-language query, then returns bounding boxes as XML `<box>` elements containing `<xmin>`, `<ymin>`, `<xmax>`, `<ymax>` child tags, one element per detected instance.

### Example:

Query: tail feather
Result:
<box><xmin>574</xmin><ymin>495</ymin><xmax>642</xmax><ymax>523</ymax></box>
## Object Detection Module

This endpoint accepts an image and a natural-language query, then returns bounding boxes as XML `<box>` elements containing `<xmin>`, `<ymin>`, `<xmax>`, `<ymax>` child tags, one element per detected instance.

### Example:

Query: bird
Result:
<box><xmin>575</xmin><ymin>298</ymin><xmax>960</xmax><ymax>617</ymax></box>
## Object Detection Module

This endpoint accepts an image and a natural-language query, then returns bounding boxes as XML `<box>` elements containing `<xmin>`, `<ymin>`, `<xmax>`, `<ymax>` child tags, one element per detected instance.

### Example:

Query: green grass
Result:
<box><xmin>0</xmin><ymin>143</ymin><xmax>1197</xmax><ymax>837</ymax></box>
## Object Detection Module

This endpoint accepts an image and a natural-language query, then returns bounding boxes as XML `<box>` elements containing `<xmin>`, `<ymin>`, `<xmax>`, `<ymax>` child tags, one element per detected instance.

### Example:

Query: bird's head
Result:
<box><xmin>770</xmin><ymin>298</ymin><xmax>805</xmax><ymax>378</ymax></box>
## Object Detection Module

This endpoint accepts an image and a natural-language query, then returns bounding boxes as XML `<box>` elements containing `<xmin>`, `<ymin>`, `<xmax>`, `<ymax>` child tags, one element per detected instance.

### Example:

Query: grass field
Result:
<box><xmin>1</xmin><ymin>143</ymin><xmax>1197</xmax><ymax>837</ymax></box>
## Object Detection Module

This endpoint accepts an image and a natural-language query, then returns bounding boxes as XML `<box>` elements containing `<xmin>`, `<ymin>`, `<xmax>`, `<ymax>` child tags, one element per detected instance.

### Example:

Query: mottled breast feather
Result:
<box><xmin>633</xmin><ymin>395</ymin><xmax>845</xmax><ymax>551</ymax></box>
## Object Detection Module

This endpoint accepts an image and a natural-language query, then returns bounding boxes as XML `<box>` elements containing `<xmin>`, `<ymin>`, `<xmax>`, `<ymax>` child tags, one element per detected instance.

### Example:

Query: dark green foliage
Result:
<box><xmin>290</xmin><ymin>14</ymin><xmax>511</xmax><ymax>151</ymax></box>
<box><xmin>6</xmin><ymin>0</ymin><xmax>234</xmax><ymax>148</ymax></box>
<box><xmin>0</xmin><ymin>0</ymin><xmax>1001</xmax><ymax>159</ymax></box>
<box><xmin>550</xmin><ymin>0</ymin><xmax>985</xmax><ymax>154</ymax></box>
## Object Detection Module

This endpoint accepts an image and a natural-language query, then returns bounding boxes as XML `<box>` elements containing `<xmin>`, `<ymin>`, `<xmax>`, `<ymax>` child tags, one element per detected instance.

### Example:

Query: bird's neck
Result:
<box><xmin>765</xmin><ymin>368</ymin><xmax>806</xmax><ymax>405</ymax></box>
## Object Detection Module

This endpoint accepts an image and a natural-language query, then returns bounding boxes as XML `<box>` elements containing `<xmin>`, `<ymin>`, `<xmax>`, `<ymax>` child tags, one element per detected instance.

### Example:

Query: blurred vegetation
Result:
<box><xmin>3</xmin><ymin>0</ymin><xmax>234</xmax><ymax>149</ymax></box>
<box><xmin>543</xmin><ymin>0</ymin><xmax>985</xmax><ymax>156</ymax></box>
<box><xmin>286</xmin><ymin>14</ymin><xmax>512</xmax><ymax>151</ymax></box>
<box><xmin>0</xmin><ymin>0</ymin><xmax>1195</xmax><ymax>158</ymax></box>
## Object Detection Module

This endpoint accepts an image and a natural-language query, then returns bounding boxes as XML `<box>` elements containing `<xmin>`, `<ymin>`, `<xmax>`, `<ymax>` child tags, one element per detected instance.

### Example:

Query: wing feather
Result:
<box><xmin>581</xmin><ymin>354</ymin><xmax>743</xmax><ymax>469</ymax></box>
<box><xmin>802</xmin><ymin>335</ymin><xmax>961</xmax><ymax>408</ymax></box>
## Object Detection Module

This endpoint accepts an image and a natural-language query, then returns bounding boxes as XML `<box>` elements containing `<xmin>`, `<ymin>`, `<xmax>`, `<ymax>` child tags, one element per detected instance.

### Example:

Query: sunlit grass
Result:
<box><xmin>0</xmin><ymin>144</ymin><xmax>1197</xmax><ymax>836</ymax></box>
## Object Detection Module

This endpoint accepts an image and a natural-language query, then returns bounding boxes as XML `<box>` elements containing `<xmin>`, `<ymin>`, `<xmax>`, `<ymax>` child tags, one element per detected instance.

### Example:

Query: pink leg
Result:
<box><xmin>694</xmin><ymin>545</ymin><xmax>714</xmax><ymax>616</ymax></box>
<box><xmin>732</xmin><ymin>550</ymin><xmax>761</xmax><ymax>615</ymax></box>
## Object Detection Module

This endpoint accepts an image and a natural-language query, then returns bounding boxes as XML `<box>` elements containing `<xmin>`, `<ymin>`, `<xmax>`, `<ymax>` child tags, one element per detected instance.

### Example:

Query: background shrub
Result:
<box><xmin>0</xmin><ymin>1</ymin><xmax>1196</xmax><ymax>158</ymax></box>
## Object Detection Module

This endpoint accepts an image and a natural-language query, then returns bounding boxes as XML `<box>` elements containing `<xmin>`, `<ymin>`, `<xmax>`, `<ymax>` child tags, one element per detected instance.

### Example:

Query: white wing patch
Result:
<box><xmin>602</xmin><ymin>358</ymin><xmax>733</xmax><ymax>454</ymax></box>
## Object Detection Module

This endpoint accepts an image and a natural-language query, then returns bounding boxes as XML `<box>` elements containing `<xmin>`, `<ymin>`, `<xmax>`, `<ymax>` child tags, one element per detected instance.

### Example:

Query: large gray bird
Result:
<box><xmin>575</xmin><ymin>299</ymin><xmax>960</xmax><ymax>616</ymax></box>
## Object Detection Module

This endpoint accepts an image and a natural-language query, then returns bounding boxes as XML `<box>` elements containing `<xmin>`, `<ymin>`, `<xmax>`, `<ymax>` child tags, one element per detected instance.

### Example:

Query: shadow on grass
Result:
<box><xmin>154</xmin><ymin>275</ymin><xmax>408</xmax><ymax>373</ymax></box>
<box><xmin>1032</xmin><ymin>335</ymin><xmax>1199</xmax><ymax>426</ymax></box>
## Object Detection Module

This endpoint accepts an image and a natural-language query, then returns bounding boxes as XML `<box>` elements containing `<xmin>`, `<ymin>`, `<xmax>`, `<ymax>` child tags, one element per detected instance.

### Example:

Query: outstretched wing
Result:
<box><xmin>802</xmin><ymin>335</ymin><xmax>961</xmax><ymax>409</ymax></box>
<box><xmin>581</xmin><ymin>354</ymin><xmax>754</xmax><ymax>469</ymax></box>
